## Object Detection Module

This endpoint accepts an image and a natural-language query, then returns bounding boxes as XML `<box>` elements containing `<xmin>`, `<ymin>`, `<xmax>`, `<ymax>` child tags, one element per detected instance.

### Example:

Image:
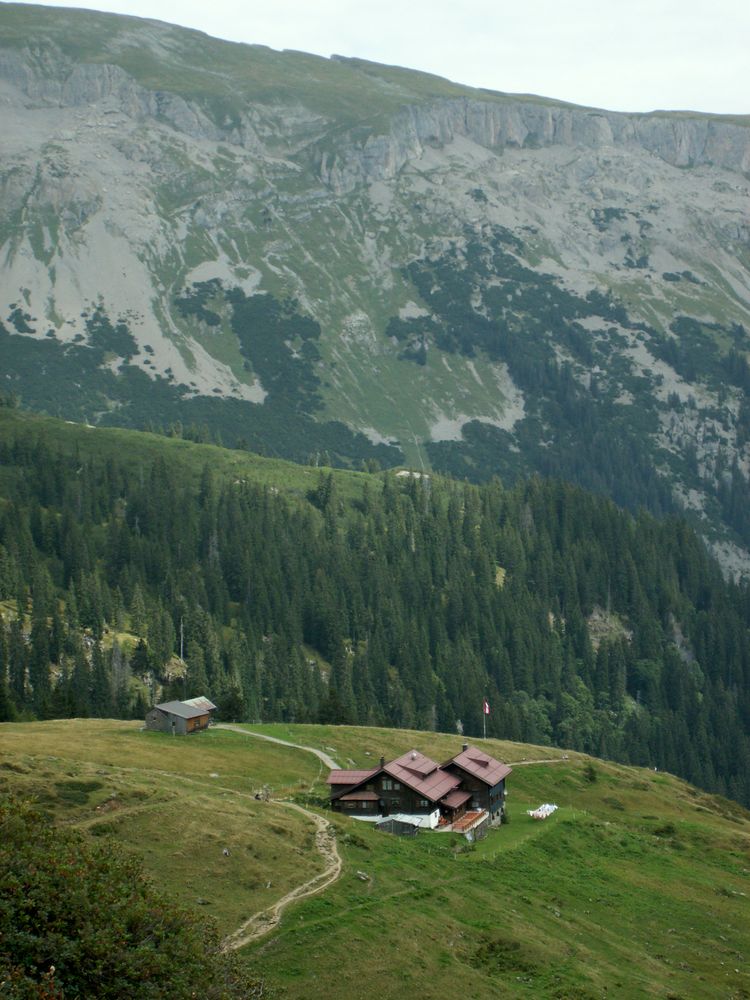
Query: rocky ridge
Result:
<box><xmin>1</xmin><ymin>4</ymin><xmax>750</xmax><ymax>572</ymax></box>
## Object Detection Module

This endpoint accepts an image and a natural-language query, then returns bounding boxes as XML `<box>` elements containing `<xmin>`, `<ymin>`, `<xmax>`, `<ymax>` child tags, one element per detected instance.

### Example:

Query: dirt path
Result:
<box><xmin>215</xmin><ymin>724</ymin><xmax>340</xmax><ymax>769</ymax></box>
<box><xmin>510</xmin><ymin>757</ymin><xmax>569</xmax><ymax>766</ymax></box>
<box><xmin>221</xmin><ymin>800</ymin><xmax>342</xmax><ymax>951</ymax></box>
<box><xmin>213</xmin><ymin>724</ymin><xmax>343</xmax><ymax>949</ymax></box>
<box><xmin>65</xmin><ymin>731</ymin><xmax>344</xmax><ymax>948</ymax></box>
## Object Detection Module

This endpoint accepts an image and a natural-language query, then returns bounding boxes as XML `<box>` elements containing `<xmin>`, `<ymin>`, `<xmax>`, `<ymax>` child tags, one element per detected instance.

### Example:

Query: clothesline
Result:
<box><xmin>527</xmin><ymin>802</ymin><xmax>558</xmax><ymax>820</ymax></box>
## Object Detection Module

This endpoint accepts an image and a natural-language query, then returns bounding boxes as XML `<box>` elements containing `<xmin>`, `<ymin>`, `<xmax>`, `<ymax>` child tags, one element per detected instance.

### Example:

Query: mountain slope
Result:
<box><xmin>3</xmin><ymin>718</ymin><xmax>750</xmax><ymax>999</ymax></box>
<box><xmin>2</xmin><ymin>4</ymin><xmax>750</xmax><ymax>568</ymax></box>
<box><xmin>2</xmin><ymin>407</ymin><xmax>750</xmax><ymax>806</ymax></box>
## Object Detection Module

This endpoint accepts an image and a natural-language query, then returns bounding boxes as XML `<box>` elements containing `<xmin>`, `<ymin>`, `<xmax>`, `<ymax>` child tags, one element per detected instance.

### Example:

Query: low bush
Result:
<box><xmin>0</xmin><ymin>794</ymin><xmax>265</xmax><ymax>998</ymax></box>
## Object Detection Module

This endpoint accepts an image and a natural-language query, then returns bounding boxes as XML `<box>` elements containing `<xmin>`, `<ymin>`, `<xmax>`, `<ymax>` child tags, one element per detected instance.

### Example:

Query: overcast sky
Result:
<box><xmin>13</xmin><ymin>0</ymin><xmax>750</xmax><ymax>114</ymax></box>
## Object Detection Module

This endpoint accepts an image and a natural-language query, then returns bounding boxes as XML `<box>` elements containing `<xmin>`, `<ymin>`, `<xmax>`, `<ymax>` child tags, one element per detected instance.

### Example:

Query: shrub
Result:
<box><xmin>0</xmin><ymin>794</ymin><xmax>265</xmax><ymax>998</ymax></box>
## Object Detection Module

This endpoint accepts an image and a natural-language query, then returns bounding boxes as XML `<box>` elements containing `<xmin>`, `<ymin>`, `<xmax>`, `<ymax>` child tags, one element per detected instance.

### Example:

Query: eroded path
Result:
<box><xmin>511</xmin><ymin>757</ymin><xmax>568</xmax><ymax>765</ymax></box>
<box><xmin>215</xmin><ymin>725</ymin><xmax>343</xmax><ymax>949</ymax></box>
<box><xmin>215</xmin><ymin>723</ymin><xmax>340</xmax><ymax>769</ymax></box>
<box><xmin>221</xmin><ymin>800</ymin><xmax>341</xmax><ymax>950</ymax></box>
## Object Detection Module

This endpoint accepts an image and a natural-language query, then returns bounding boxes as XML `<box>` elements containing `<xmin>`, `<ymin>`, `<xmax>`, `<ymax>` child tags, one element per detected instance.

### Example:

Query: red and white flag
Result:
<box><xmin>483</xmin><ymin>698</ymin><xmax>490</xmax><ymax>715</ymax></box>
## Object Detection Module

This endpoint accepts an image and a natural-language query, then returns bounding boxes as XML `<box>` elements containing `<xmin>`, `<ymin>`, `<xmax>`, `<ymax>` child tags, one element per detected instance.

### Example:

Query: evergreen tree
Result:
<box><xmin>91</xmin><ymin>641</ymin><xmax>113</xmax><ymax>717</ymax></box>
<box><xmin>0</xmin><ymin>618</ymin><xmax>15</xmax><ymax>721</ymax></box>
<box><xmin>1</xmin><ymin>418</ymin><xmax>750</xmax><ymax>802</ymax></box>
<box><xmin>8</xmin><ymin>617</ymin><xmax>27</xmax><ymax>711</ymax></box>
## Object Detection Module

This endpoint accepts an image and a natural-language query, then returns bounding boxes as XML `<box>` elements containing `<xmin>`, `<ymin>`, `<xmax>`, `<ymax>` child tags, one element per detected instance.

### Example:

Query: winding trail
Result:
<box><xmin>214</xmin><ymin>724</ymin><xmax>343</xmax><ymax>950</ymax></box>
<box><xmin>215</xmin><ymin>723</ymin><xmax>340</xmax><ymax>769</ymax></box>
<box><xmin>510</xmin><ymin>757</ymin><xmax>568</xmax><ymax>766</ymax></box>
<box><xmin>221</xmin><ymin>801</ymin><xmax>342</xmax><ymax>951</ymax></box>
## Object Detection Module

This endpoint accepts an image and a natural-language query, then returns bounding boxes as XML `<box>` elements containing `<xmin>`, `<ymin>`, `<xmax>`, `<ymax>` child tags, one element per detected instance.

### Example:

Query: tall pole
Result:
<box><xmin>483</xmin><ymin>710</ymin><xmax>486</xmax><ymax>741</ymax></box>
<box><xmin>180</xmin><ymin>617</ymin><xmax>186</xmax><ymax>699</ymax></box>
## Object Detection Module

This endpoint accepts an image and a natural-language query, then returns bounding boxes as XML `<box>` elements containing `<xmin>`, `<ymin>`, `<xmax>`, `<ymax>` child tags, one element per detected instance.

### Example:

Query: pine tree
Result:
<box><xmin>0</xmin><ymin>618</ymin><xmax>15</xmax><ymax>721</ymax></box>
<box><xmin>90</xmin><ymin>641</ymin><xmax>113</xmax><ymax>717</ymax></box>
<box><xmin>70</xmin><ymin>647</ymin><xmax>92</xmax><ymax>717</ymax></box>
<box><xmin>8</xmin><ymin>617</ymin><xmax>28</xmax><ymax>711</ymax></box>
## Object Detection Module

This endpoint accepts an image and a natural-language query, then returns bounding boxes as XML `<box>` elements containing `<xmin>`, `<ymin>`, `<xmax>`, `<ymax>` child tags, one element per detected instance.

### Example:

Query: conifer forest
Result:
<box><xmin>1</xmin><ymin>413</ymin><xmax>749</xmax><ymax>806</ymax></box>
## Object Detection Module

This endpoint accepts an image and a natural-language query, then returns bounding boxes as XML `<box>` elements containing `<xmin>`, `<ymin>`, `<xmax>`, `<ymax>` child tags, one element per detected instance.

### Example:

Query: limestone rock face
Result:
<box><xmin>1</xmin><ymin>4</ymin><xmax>750</xmax><ymax>571</ymax></box>
<box><xmin>4</xmin><ymin>38</ymin><xmax>749</xmax><ymax>189</ymax></box>
<box><xmin>315</xmin><ymin>98</ymin><xmax>750</xmax><ymax>194</ymax></box>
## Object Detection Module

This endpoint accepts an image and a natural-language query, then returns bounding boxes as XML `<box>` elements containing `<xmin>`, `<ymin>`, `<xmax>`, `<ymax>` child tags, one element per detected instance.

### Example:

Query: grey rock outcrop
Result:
<box><xmin>2</xmin><ymin>4</ymin><xmax>750</xmax><ymax>572</ymax></box>
<box><xmin>316</xmin><ymin>98</ymin><xmax>750</xmax><ymax>194</ymax></box>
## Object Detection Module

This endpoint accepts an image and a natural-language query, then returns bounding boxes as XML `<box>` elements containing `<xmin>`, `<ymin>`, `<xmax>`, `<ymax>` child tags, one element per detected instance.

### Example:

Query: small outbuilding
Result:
<box><xmin>145</xmin><ymin>696</ymin><xmax>215</xmax><ymax>735</ymax></box>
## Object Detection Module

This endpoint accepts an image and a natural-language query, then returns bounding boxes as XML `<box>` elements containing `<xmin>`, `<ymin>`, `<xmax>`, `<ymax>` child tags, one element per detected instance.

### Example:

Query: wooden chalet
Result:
<box><xmin>443</xmin><ymin>743</ymin><xmax>511</xmax><ymax>824</ymax></box>
<box><xmin>145</xmin><ymin>696</ymin><xmax>217</xmax><ymax>735</ymax></box>
<box><xmin>328</xmin><ymin>744</ymin><xmax>511</xmax><ymax>829</ymax></box>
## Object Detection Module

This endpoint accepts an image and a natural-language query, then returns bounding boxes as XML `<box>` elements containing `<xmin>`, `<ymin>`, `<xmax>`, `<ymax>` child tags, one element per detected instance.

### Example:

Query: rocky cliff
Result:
<box><xmin>1</xmin><ymin>4</ymin><xmax>750</xmax><ymax>573</ymax></box>
<box><xmin>316</xmin><ymin>90</ymin><xmax>750</xmax><ymax>193</ymax></box>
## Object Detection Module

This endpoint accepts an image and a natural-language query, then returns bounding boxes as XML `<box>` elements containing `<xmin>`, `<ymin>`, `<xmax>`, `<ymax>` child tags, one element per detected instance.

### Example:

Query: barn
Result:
<box><xmin>145</xmin><ymin>696</ymin><xmax>216</xmax><ymax>735</ymax></box>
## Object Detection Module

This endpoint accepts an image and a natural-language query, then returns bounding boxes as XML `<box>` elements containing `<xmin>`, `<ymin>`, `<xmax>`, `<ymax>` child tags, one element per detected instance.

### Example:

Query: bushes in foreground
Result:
<box><xmin>0</xmin><ymin>794</ymin><xmax>264</xmax><ymax>999</ymax></box>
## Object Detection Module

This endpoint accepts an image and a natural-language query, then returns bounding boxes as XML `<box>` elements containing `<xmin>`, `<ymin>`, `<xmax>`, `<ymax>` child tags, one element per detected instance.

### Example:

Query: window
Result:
<box><xmin>393</xmin><ymin>782</ymin><xmax>401</xmax><ymax>790</ymax></box>
<box><xmin>418</xmin><ymin>799</ymin><xmax>429</xmax><ymax>808</ymax></box>
<box><xmin>382</xmin><ymin>778</ymin><xmax>393</xmax><ymax>790</ymax></box>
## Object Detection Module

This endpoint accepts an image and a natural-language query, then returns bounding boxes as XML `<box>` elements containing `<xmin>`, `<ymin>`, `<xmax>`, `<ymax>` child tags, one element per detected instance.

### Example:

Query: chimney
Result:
<box><xmin>462</xmin><ymin>742</ymin><xmax>468</xmax><ymax>752</ymax></box>
<box><xmin>379</xmin><ymin>755</ymin><xmax>385</xmax><ymax>768</ymax></box>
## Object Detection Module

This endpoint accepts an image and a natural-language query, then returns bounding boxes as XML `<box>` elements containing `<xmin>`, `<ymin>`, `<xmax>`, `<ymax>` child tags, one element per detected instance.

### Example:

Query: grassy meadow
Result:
<box><xmin>2</xmin><ymin>719</ymin><xmax>750</xmax><ymax>998</ymax></box>
<box><xmin>0</xmin><ymin>720</ymin><xmax>325</xmax><ymax>936</ymax></box>
<box><xmin>0</xmin><ymin>407</ymin><xmax>371</xmax><ymax>503</ymax></box>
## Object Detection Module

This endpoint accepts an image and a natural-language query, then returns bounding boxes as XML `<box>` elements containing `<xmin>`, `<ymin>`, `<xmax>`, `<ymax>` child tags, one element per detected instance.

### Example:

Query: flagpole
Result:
<box><xmin>483</xmin><ymin>711</ymin><xmax>486</xmax><ymax>741</ymax></box>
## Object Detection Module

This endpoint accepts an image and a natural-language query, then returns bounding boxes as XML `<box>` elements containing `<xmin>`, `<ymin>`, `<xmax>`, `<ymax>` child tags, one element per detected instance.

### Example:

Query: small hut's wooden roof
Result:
<box><xmin>182</xmin><ymin>696</ymin><xmax>217</xmax><ymax>712</ymax></box>
<box><xmin>154</xmin><ymin>700</ymin><xmax>208</xmax><ymax>720</ymax></box>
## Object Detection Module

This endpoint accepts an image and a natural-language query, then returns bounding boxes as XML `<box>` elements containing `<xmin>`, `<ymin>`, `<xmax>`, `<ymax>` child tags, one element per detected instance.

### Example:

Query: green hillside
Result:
<box><xmin>0</xmin><ymin>3</ymin><xmax>580</xmax><ymax>125</ymax></box>
<box><xmin>1</xmin><ymin>407</ymin><xmax>750</xmax><ymax>806</ymax></box>
<box><xmin>0</xmin><ymin>406</ymin><xmax>369</xmax><ymax>501</ymax></box>
<box><xmin>2</xmin><ymin>718</ymin><xmax>750</xmax><ymax>998</ymax></box>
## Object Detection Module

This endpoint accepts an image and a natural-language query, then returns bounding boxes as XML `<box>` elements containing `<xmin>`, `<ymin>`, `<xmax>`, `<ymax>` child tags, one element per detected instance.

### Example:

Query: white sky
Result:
<box><xmin>11</xmin><ymin>0</ymin><xmax>750</xmax><ymax>114</ymax></box>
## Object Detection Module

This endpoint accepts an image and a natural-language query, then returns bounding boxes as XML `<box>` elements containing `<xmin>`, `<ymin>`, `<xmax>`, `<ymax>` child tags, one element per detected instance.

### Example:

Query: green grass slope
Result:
<box><xmin>2</xmin><ymin>719</ymin><xmax>749</xmax><ymax>998</ymax></box>
<box><xmin>0</xmin><ymin>2</ymin><xmax>550</xmax><ymax>128</ymax></box>
<box><xmin>0</xmin><ymin>406</ymin><xmax>370</xmax><ymax>503</ymax></box>
<box><xmin>3</xmin><ymin>4</ymin><xmax>747</xmax><ymax>128</ymax></box>
<box><xmin>0</xmin><ymin>720</ymin><xmax>326</xmax><ymax>937</ymax></box>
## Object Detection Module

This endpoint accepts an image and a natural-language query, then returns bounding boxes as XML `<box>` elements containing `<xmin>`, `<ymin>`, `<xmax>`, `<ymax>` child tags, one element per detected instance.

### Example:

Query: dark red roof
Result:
<box><xmin>440</xmin><ymin>789</ymin><xmax>472</xmax><ymax>809</ymax></box>
<box><xmin>384</xmin><ymin>749</ymin><xmax>460</xmax><ymax>802</ymax></box>
<box><xmin>449</xmin><ymin>746</ymin><xmax>512</xmax><ymax>786</ymax></box>
<box><xmin>339</xmin><ymin>791</ymin><xmax>380</xmax><ymax>802</ymax></box>
<box><xmin>326</xmin><ymin>769</ymin><xmax>379</xmax><ymax>785</ymax></box>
